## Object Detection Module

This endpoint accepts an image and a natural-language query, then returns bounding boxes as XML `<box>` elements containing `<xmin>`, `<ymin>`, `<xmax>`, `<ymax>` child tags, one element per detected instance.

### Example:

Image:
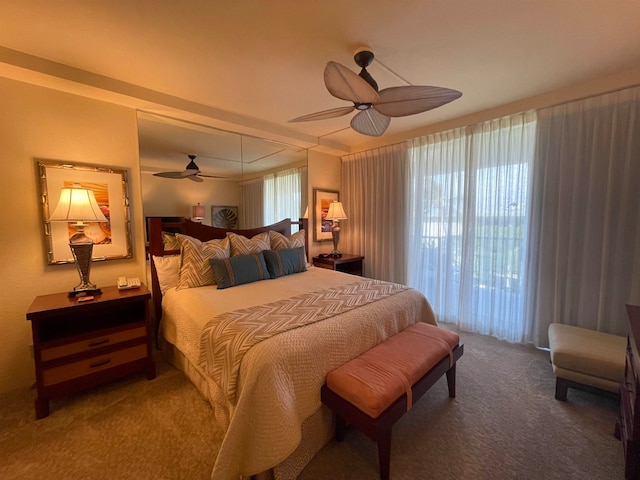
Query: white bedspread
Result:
<box><xmin>161</xmin><ymin>266</ymin><xmax>436</xmax><ymax>479</ymax></box>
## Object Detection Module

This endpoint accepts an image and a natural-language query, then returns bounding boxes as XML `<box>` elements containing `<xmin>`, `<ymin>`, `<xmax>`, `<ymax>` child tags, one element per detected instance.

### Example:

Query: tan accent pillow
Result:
<box><xmin>227</xmin><ymin>232</ymin><xmax>271</xmax><ymax>256</ymax></box>
<box><xmin>269</xmin><ymin>229</ymin><xmax>305</xmax><ymax>250</ymax></box>
<box><xmin>162</xmin><ymin>232</ymin><xmax>180</xmax><ymax>251</ymax></box>
<box><xmin>175</xmin><ymin>234</ymin><xmax>230</xmax><ymax>289</ymax></box>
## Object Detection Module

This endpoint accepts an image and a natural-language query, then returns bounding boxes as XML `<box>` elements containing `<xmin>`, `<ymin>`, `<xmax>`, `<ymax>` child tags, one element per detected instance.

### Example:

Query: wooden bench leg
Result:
<box><xmin>446</xmin><ymin>363</ymin><xmax>456</xmax><ymax>398</ymax></box>
<box><xmin>555</xmin><ymin>377</ymin><xmax>568</xmax><ymax>401</ymax></box>
<box><xmin>377</xmin><ymin>428</ymin><xmax>392</xmax><ymax>480</ymax></box>
<box><xmin>335</xmin><ymin>414</ymin><xmax>347</xmax><ymax>442</ymax></box>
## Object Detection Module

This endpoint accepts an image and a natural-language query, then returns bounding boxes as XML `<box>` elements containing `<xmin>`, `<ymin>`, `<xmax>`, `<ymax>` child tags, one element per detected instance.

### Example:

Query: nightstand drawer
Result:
<box><xmin>40</xmin><ymin>326</ymin><xmax>147</xmax><ymax>362</ymax></box>
<box><xmin>314</xmin><ymin>262</ymin><xmax>334</xmax><ymax>270</ymax></box>
<box><xmin>42</xmin><ymin>343</ymin><xmax>148</xmax><ymax>386</ymax></box>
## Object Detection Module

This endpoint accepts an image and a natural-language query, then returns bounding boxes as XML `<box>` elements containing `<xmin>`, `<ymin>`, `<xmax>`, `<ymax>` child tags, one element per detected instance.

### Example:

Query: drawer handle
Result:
<box><xmin>89</xmin><ymin>359</ymin><xmax>111</xmax><ymax>369</ymax></box>
<box><xmin>88</xmin><ymin>338</ymin><xmax>110</xmax><ymax>347</ymax></box>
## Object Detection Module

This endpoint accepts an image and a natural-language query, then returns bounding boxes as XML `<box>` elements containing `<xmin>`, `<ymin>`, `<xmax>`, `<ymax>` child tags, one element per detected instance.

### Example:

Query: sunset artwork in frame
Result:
<box><xmin>37</xmin><ymin>160</ymin><xmax>133</xmax><ymax>265</ymax></box>
<box><xmin>313</xmin><ymin>188</ymin><xmax>339</xmax><ymax>242</ymax></box>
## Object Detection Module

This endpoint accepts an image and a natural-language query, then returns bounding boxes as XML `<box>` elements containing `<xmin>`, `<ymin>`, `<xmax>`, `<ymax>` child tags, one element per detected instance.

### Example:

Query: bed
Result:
<box><xmin>147</xmin><ymin>217</ymin><xmax>437</xmax><ymax>479</ymax></box>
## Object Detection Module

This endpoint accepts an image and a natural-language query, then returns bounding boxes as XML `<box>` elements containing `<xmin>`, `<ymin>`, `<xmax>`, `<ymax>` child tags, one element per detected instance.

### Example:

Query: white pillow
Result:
<box><xmin>152</xmin><ymin>255</ymin><xmax>180</xmax><ymax>294</ymax></box>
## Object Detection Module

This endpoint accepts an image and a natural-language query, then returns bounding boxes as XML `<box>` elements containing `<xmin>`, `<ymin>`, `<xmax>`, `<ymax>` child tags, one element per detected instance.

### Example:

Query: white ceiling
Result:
<box><xmin>1</xmin><ymin>0</ymin><xmax>640</xmax><ymax>159</ymax></box>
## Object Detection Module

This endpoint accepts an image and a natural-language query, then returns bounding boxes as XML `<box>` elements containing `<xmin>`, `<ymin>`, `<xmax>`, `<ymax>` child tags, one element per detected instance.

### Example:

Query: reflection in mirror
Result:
<box><xmin>137</xmin><ymin>113</ymin><xmax>308</xmax><ymax>233</ymax></box>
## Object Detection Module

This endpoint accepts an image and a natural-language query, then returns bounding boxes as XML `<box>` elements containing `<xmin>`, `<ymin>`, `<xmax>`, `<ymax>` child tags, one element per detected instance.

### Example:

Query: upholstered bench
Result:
<box><xmin>321</xmin><ymin>322</ymin><xmax>463</xmax><ymax>480</ymax></box>
<box><xmin>548</xmin><ymin>323</ymin><xmax>626</xmax><ymax>401</ymax></box>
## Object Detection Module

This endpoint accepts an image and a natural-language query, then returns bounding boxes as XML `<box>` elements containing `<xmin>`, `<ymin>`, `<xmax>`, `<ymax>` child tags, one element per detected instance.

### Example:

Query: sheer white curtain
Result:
<box><xmin>406</xmin><ymin>129</ymin><xmax>468</xmax><ymax>323</ymax></box>
<box><xmin>263</xmin><ymin>167</ymin><xmax>303</xmax><ymax>230</ymax></box>
<box><xmin>526</xmin><ymin>86</ymin><xmax>640</xmax><ymax>346</ymax></box>
<box><xmin>341</xmin><ymin>144</ymin><xmax>409</xmax><ymax>283</ymax></box>
<box><xmin>407</xmin><ymin>113</ymin><xmax>537</xmax><ymax>342</ymax></box>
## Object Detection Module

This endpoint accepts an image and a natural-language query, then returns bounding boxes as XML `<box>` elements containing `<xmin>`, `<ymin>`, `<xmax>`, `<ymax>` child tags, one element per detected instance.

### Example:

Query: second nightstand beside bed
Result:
<box><xmin>312</xmin><ymin>254</ymin><xmax>364</xmax><ymax>276</ymax></box>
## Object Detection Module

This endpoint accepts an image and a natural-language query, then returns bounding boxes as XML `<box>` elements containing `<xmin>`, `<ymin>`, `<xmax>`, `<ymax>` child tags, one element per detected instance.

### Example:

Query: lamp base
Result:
<box><xmin>69</xmin><ymin>241</ymin><xmax>100</xmax><ymax>296</ymax></box>
<box><xmin>68</xmin><ymin>288</ymin><xmax>103</xmax><ymax>298</ymax></box>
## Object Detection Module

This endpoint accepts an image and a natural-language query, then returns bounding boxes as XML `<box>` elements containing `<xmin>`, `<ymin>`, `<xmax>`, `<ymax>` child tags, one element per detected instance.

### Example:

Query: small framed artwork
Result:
<box><xmin>313</xmin><ymin>188</ymin><xmax>339</xmax><ymax>242</ymax></box>
<box><xmin>37</xmin><ymin>160</ymin><xmax>133</xmax><ymax>265</ymax></box>
<box><xmin>211</xmin><ymin>205</ymin><xmax>239</xmax><ymax>229</ymax></box>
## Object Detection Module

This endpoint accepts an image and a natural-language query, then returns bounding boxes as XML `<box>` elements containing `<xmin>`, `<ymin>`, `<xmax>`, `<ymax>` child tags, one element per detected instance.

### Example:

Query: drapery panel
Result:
<box><xmin>241</xmin><ymin>179</ymin><xmax>264</xmax><ymax>229</ymax></box>
<box><xmin>406</xmin><ymin>129</ymin><xmax>467</xmax><ymax>325</ymax></box>
<box><xmin>340</xmin><ymin>87</ymin><xmax>640</xmax><ymax>345</ymax></box>
<box><xmin>263</xmin><ymin>167</ymin><xmax>303</xmax><ymax>231</ymax></box>
<box><xmin>341</xmin><ymin>144</ymin><xmax>409</xmax><ymax>283</ymax></box>
<box><xmin>526</xmin><ymin>86</ymin><xmax>640</xmax><ymax>346</ymax></box>
<box><xmin>243</xmin><ymin>166</ymin><xmax>306</xmax><ymax>231</ymax></box>
<box><xmin>407</xmin><ymin>114</ymin><xmax>537</xmax><ymax>342</ymax></box>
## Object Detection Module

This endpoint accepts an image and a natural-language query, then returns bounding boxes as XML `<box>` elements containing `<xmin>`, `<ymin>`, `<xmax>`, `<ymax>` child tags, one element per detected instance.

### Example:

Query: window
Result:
<box><xmin>407</xmin><ymin>113</ymin><xmax>536</xmax><ymax>342</ymax></box>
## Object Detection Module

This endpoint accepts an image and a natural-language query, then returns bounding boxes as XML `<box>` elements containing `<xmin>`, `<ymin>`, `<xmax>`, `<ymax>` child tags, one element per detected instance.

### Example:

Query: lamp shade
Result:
<box><xmin>302</xmin><ymin>206</ymin><xmax>309</xmax><ymax>218</ymax></box>
<box><xmin>49</xmin><ymin>184</ymin><xmax>107</xmax><ymax>223</ymax></box>
<box><xmin>325</xmin><ymin>201</ymin><xmax>347</xmax><ymax>221</ymax></box>
<box><xmin>192</xmin><ymin>203</ymin><xmax>205</xmax><ymax>221</ymax></box>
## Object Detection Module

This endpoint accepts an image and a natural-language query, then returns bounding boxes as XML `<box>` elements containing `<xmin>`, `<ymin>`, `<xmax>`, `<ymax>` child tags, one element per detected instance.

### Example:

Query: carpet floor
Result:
<box><xmin>0</xmin><ymin>328</ymin><xmax>625</xmax><ymax>479</ymax></box>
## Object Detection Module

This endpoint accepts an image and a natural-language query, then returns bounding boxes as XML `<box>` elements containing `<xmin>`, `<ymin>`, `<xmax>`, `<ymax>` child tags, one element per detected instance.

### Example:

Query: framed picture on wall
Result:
<box><xmin>37</xmin><ymin>159</ymin><xmax>133</xmax><ymax>265</ymax></box>
<box><xmin>313</xmin><ymin>188</ymin><xmax>339</xmax><ymax>242</ymax></box>
<box><xmin>211</xmin><ymin>205</ymin><xmax>239</xmax><ymax>229</ymax></box>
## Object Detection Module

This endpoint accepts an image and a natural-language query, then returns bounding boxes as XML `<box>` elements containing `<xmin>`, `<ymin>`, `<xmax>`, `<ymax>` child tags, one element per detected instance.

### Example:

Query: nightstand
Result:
<box><xmin>26</xmin><ymin>285</ymin><xmax>156</xmax><ymax>419</ymax></box>
<box><xmin>312</xmin><ymin>254</ymin><xmax>364</xmax><ymax>276</ymax></box>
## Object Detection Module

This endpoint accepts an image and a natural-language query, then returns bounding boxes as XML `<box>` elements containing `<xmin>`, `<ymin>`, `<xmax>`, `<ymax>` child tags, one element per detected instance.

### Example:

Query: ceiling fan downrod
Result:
<box><xmin>354</xmin><ymin>49</ymin><xmax>378</xmax><ymax>92</ymax></box>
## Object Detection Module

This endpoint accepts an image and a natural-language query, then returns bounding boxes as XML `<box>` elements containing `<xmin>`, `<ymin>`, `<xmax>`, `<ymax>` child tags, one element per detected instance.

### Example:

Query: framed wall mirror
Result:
<box><xmin>137</xmin><ymin>112</ymin><xmax>308</xmax><ymax>233</ymax></box>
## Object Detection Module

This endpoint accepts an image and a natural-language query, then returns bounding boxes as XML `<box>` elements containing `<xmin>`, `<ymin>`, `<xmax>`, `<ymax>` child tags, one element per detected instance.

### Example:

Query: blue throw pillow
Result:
<box><xmin>209</xmin><ymin>252</ymin><xmax>270</xmax><ymax>289</ymax></box>
<box><xmin>263</xmin><ymin>247</ymin><xmax>307</xmax><ymax>278</ymax></box>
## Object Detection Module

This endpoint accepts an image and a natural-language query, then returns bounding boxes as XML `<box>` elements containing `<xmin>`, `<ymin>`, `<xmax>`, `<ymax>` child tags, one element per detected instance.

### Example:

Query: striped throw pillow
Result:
<box><xmin>175</xmin><ymin>234</ymin><xmax>230</xmax><ymax>289</ymax></box>
<box><xmin>269</xmin><ymin>229</ymin><xmax>305</xmax><ymax>250</ymax></box>
<box><xmin>227</xmin><ymin>232</ymin><xmax>271</xmax><ymax>256</ymax></box>
<box><xmin>210</xmin><ymin>252</ymin><xmax>270</xmax><ymax>289</ymax></box>
<box><xmin>263</xmin><ymin>247</ymin><xmax>307</xmax><ymax>278</ymax></box>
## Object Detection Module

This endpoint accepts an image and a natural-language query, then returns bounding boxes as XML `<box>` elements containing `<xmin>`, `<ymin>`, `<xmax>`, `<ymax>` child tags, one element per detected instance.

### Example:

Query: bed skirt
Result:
<box><xmin>162</xmin><ymin>340</ymin><xmax>334</xmax><ymax>479</ymax></box>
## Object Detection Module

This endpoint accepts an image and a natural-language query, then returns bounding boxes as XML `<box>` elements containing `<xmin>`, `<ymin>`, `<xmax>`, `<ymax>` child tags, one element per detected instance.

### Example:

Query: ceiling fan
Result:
<box><xmin>153</xmin><ymin>155</ymin><xmax>223</xmax><ymax>182</ymax></box>
<box><xmin>289</xmin><ymin>49</ymin><xmax>462</xmax><ymax>137</ymax></box>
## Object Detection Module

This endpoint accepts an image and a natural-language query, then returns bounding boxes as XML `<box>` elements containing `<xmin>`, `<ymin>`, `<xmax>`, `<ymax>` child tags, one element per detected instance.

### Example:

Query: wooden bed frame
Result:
<box><xmin>147</xmin><ymin>217</ymin><xmax>308</xmax><ymax>341</ymax></box>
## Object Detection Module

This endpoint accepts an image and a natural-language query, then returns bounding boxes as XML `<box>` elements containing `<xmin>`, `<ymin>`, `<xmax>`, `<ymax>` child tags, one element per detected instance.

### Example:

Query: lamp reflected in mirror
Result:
<box><xmin>325</xmin><ymin>201</ymin><xmax>347</xmax><ymax>257</ymax></box>
<box><xmin>192</xmin><ymin>203</ymin><xmax>205</xmax><ymax>223</ymax></box>
<box><xmin>48</xmin><ymin>183</ymin><xmax>107</xmax><ymax>296</ymax></box>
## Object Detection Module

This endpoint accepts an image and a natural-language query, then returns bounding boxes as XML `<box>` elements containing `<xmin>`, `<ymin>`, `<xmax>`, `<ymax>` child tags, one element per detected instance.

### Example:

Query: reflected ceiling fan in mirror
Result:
<box><xmin>153</xmin><ymin>154</ymin><xmax>224</xmax><ymax>182</ymax></box>
<box><xmin>289</xmin><ymin>49</ymin><xmax>462</xmax><ymax>137</ymax></box>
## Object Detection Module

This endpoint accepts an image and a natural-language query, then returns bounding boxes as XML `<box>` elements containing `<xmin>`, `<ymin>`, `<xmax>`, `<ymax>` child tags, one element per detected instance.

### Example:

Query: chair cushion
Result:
<box><xmin>548</xmin><ymin>323</ymin><xmax>625</xmax><ymax>384</ymax></box>
<box><xmin>326</xmin><ymin>323</ymin><xmax>459</xmax><ymax>418</ymax></box>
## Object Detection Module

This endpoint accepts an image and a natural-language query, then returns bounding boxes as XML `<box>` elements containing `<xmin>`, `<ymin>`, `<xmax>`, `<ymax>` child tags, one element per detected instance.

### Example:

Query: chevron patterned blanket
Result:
<box><xmin>198</xmin><ymin>279</ymin><xmax>409</xmax><ymax>404</ymax></box>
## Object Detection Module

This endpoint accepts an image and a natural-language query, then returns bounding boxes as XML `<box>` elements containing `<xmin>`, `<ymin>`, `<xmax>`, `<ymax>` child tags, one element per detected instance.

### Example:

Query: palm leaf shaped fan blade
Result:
<box><xmin>288</xmin><ymin>50</ymin><xmax>462</xmax><ymax>137</ymax></box>
<box><xmin>154</xmin><ymin>154</ymin><xmax>205</xmax><ymax>181</ymax></box>
<box><xmin>351</xmin><ymin>108</ymin><xmax>391</xmax><ymax>137</ymax></box>
<box><xmin>289</xmin><ymin>106</ymin><xmax>355</xmax><ymax>123</ymax></box>
<box><xmin>375</xmin><ymin>85</ymin><xmax>463</xmax><ymax>117</ymax></box>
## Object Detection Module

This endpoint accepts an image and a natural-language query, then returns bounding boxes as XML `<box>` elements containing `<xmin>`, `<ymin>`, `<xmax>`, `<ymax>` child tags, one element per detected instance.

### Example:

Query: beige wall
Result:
<box><xmin>0</xmin><ymin>77</ymin><xmax>146</xmax><ymax>393</ymax></box>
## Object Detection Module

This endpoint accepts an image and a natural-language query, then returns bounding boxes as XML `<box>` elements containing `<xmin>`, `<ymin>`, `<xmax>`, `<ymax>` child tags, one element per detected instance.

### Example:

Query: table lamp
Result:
<box><xmin>49</xmin><ymin>183</ymin><xmax>108</xmax><ymax>296</ymax></box>
<box><xmin>192</xmin><ymin>203</ymin><xmax>205</xmax><ymax>223</ymax></box>
<box><xmin>325</xmin><ymin>201</ymin><xmax>347</xmax><ymax>258</ymax></box>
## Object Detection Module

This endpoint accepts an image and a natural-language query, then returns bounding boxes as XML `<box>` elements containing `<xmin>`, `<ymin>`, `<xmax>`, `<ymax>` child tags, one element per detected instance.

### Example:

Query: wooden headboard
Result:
<box><xmin>147</xmin><ymin>217</ymin><xmax>309</xmax><ymax>341</ymax></box>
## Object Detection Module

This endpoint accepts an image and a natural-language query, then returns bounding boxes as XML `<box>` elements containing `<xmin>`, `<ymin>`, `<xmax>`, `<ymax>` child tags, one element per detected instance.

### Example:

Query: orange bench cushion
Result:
<box><xmin>326</xmin><ymin>323</ymin><xmax>460</xmax><ymax>418</ymax></box>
